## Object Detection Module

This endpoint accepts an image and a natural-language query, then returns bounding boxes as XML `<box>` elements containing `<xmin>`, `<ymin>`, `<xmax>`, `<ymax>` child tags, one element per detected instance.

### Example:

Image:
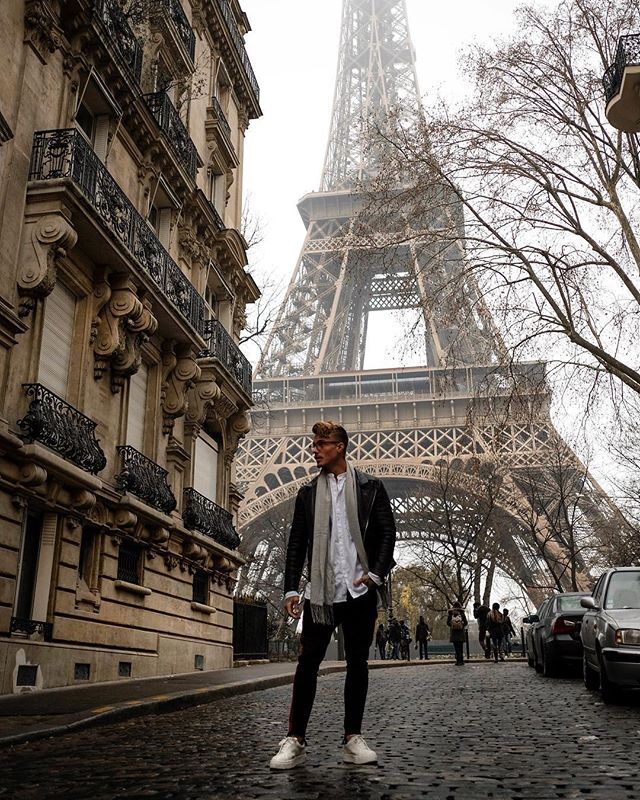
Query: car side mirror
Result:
<box><xmin>523</xmin><ymin>614</ymin><xmax>539</xmax><ymax>624</ymax></box>
<box><xmin>580</xmin><ymin>596</ymin><xmax>597</xmax><ymax>610</ymax></box>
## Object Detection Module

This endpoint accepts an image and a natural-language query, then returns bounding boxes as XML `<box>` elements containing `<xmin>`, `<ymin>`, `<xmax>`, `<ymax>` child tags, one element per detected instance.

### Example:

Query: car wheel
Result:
<box><xmin>583</xmin><ymin>653</ymin><xmax>599</xmax><ymax>691</ymax></box>
<box><xmin>542</xmin><ymin>644</ymin><xmax>556</xmax><ymax>678</ymax></box>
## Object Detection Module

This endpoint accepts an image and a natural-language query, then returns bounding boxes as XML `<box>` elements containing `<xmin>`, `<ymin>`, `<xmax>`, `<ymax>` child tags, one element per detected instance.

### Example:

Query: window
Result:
<box><xmin>78</xmin><ymin>526</ymin><xmax>100</xmax><ymax>590</ymax></box>
<box><xmin>147</xmin><ymin>181</ymin><xmax>177</xmax><ymax>249</ymax></box>
<box><xmin>193</xmin><ymin>431</ymin><xmax>219</xmax><ymax>503</ymax></box>
<box><xmin>38</xmin><ymin>282</ymin><xmax>75</xmax><ymax>398</ymax></box>
<box><xmin>193</xmin><ymin>570</ymin><xmax>208</xmax><ymax>604</ymax></box>
<box><xmin>208</xmin><ymin>168</ymin><xmax>226</xmax><ymax>215</ymax></box>
<box><xmin>604</xmin><ymin>571</ymin><xmax>640</xmax><ymax>610</ymax></box>
<box><xmin>117</xmin><ymin>541</ymin><xmax>142</xmax><ymax>585</ymax></box>
<box><xmin>14</xmin><ymin>510</ymin><xmax>43</xmax><ymax>621</ymax></box>
<box><xmin>74</xmin><ymin>72</ymin><xmax>121</xmax><ymax>162</ymax></box>
<box><xmin>126</xmin><ymin>363</ymin><xmax>149</xmax><ymax>453</ymax></box>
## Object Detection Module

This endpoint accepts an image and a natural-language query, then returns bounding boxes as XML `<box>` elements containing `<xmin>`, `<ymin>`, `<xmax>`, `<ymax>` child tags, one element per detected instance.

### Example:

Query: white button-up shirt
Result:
<box><xmin>329</xmin><ymin>472</ymin><xmax>368</xmax><ymax>602</ymax></box>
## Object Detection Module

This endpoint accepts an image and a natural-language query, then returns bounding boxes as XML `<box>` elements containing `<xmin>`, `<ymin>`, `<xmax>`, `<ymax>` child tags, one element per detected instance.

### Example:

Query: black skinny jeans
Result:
<box><xmin>418</xmin><ymin>639</ymin><xmax>428</xmax><ymax>659</ymax></box>
<box><xmin>288</xmin><ymin>590</ymin><xmax>378</xmax><ymax>738</ymax></box>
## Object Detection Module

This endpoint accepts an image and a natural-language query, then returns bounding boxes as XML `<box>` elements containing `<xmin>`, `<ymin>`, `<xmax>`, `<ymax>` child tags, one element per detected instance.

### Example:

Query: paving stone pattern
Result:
<box><xmin>1</xmin><ymin>662</ymin><xmax>639</xmax><ymax>800</ymax></box>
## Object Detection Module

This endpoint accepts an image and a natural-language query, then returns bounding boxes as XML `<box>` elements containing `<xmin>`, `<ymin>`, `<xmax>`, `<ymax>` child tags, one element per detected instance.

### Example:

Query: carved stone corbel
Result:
<box><xmin>185</xmin><ymin>365</ymin><xmax>221</xmax><ymax>437</ymax></box>
<box><xmin>182</xmin><ymin>539</ymin><xmax>207</xmax><ymax>565</ymax></box>
<box><xmin>161</xmin><ymin>340</ymin><xmax>201</xmax><ymax>434</ymax></box>
<box><xmin>92</xmin><ymin>274</ymin><xmax>157</xmax><ymax>392</ymax></box>
<box><xmin>24</xmin><ymin>0</ymin><xmax>64</xmax><ymax>64</ymax></box>
<box><xmin>211</xmin><ymin>392</ymin><xmax>238</xmax><ymax>422</ymax></box>
<box><xmin>18</xmin><ymin>215</ymin><xmax>77</xmax><ymax>316</ymax></box>
<box><xmin>226</xmin><ymin>411</ymin><xmax>251</xmax><ymax>459</ymax></box>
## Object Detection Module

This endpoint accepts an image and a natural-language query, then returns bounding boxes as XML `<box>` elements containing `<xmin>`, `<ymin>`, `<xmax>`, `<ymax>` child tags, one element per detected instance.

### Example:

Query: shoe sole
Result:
<box><xmin>343</xmin><ymin>754</ymin><xmax>377</xmax><ymax>765</ymax></box>
<box><xmin>269</xmin><ymin>753</ymin><xmax>306</xmax><ymax>770</ymax></box>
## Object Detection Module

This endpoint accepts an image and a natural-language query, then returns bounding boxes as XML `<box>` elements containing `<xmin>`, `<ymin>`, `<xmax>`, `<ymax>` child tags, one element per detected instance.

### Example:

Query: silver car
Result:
<box><xmin>580</xmin><ymin>567</ymin><xmax>640</xmax><ymax>703</ymax></box>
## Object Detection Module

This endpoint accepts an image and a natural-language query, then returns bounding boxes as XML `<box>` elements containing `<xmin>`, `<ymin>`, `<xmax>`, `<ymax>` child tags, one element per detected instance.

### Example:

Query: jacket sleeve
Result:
<box><xmin>283</xmin><ymin>490</ymin><xmax>309</xmax><ymax>595</ymax></box>
<box><xmin>369</xmin><ymin>480</ymin><xmax>396</xmax><ymax>578</ymax></box>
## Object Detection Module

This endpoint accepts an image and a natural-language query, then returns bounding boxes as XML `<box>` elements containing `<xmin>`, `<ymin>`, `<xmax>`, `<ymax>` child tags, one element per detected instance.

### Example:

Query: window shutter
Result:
<box><xmin>93</xmin><ymin>114</ymin><xmax>110</xmax><ymax>162</ymax></box>
<box><xmin>157</xmin><ymin>207</ymin><xmax>172</xmax><ymax>248</ymax></box>
<box><xmin>126</xmin><ymin>363</ymin><xmax>148</xmax><ymax>453</ymax></box>
<box><xmin>38</xmin><ymin>282</ymin><xmax>75</xmax><ymax>398</ymax></box>
<box><xmin>194</xmin><ymin>433</ymin><xmax>219</xmax><ymax>502</ymax></box>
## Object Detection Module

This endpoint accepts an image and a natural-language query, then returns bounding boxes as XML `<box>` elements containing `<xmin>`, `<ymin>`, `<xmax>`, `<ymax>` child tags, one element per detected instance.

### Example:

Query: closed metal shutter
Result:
<box><xmin>126</xmin><ymin>362</ymin><xmax>148</xmax><ymax>453</ymax></box>
<box><xmin>194</xmin><ymin>432</ymin><xmax>219</xmax><ymax>502</ymax></box>
<box><xmin>38</xmin><ymin>282</ymin><xmax>75</xmax><ymax>398</ymax></box>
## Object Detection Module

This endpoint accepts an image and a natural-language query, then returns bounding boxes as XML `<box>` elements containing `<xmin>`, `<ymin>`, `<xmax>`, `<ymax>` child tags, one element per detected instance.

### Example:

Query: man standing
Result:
<box><xmin>415</xmin><ymin>615</ymin><xmax>430</xmax><ymax>660</ymax></box>
<box><xmin>473</xmin><ymin>601</ymin><xmax>491</xmax><ymax>659</ymax></box>
<box><xmin>269</xmin><ymin>421</ymin><xmax>396</xmax><ymax>770</ymax></box>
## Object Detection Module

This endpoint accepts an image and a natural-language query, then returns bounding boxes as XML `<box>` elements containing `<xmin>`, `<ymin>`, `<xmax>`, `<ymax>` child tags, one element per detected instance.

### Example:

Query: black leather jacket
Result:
<box><xmin>284</xmin><ymin>468</ymin><xmax>397</xmax><ymax>595</ymax></box>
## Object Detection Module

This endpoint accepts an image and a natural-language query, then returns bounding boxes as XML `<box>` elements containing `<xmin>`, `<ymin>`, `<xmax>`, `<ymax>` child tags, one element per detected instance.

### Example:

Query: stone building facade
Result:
<box><xmin>0</xmin><ymin>0</ymin><xmax>261</xmax><ymax>693</ymax></box>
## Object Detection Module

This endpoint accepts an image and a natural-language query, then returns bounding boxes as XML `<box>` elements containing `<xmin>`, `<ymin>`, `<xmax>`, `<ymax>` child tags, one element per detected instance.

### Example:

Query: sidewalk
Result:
<box><xmin>0</xmin><ymin>656</ymin><xmax>522</xmax><ymax>748</ymax></box>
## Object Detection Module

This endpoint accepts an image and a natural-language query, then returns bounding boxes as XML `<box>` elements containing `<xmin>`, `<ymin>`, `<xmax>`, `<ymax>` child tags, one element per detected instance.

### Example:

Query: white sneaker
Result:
<box><xmin>269</xmin><ymin>736</ymin><xmax>306</xmax><ymax>770</ymax></box>
<box><xmin>343</xmin><ymin>735</ymin><xmax>377</xmax><ymax>764</ymax></box>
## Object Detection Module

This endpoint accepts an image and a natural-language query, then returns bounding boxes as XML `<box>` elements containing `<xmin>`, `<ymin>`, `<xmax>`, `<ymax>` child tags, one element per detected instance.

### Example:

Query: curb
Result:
<box><xmin>0</xmin><ymin>657</ymin><xmax>526</xmax><ymax>749</ymax></box>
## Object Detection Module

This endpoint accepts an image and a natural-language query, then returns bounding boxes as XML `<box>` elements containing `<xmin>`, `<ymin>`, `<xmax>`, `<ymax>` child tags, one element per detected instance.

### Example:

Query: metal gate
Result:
<box><xmin>233</xmin><ymin>599</ymin><xmax>268</xmax><ymax>659</ymax></box>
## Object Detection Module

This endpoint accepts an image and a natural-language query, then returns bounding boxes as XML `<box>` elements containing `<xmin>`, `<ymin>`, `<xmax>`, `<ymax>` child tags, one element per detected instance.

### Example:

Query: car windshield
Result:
<box><xmin>557</xmin><ymin>595</ymin><xmax>584</xmax><ymax>611</ymax></box>
<box><xmin>604</xmin><ymin>572</ymin><xmax>640</xmax><ymax>610</ymax></box>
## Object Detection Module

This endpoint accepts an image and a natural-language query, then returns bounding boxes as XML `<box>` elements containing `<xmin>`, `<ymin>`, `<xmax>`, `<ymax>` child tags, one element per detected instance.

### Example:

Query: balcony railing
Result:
<box><xmin>17</xmin><ymin>384</ymin><xmax>107</xmax><ymax>475</ymax></box>
<box><xmin>92</xmin><ymin>0</ymin><xmax>143</xmax><ymax>83</ymax></box>
<box><xmin>116</xmin><ymin>445</ymin><xmax>177</xmax><ymax>514</ymax></box>
<box><xmin>157</xmin><ymin>0</ymin><xmax>196</xmax><ymax>62</ymax></box>
<box><xmin>603</xmin><ymin>33</ymin><xmax>640</xmax><ymax>103</ymax></box>
<box><xmin>202</xmin><ymin>319</ymin><xmax>252</xmax><ymax>396</ymax></box>
<box><xmin>29</xmin><ymin>130</ymin><xmax>204</xmax><ymax>334</ymax></box>
<box><xmin>217</xmin><ymin>0</ymin><xmax>260</xmax><ymax>102</ymax></box>
<box><xmin>10</xmin><ymin>617</ymin><xmax>53</xmax><ymax>641</ymax></box>
<box><xmin>183</xmin><ymin>488</ymin><xmax>240</xmax><ymax>550</ymax></box>
<box><xmin>144</xmin><ymin>91</ymin><xmax>198</xmax><ymax>178</ymax></box>
<box><xmin>211</xmin><ymin>96</ymin><xmax>232</xmax><ymax>142</ymax></box>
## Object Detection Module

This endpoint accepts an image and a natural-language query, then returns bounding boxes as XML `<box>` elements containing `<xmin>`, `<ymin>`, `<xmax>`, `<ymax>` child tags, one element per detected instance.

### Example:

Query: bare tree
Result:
<box><xmin>364</xmin><ymin>0</ymin><xmax>640</xmax><ymax>398</ymax></box>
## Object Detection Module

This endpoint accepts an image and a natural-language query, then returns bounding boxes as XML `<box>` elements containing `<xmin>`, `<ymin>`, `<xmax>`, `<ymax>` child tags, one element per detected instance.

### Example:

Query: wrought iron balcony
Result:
<box><xmin>211</xmin><ymin>96</ymin><xmax>232</xmax><ymax>142</ymax></box>
<box><xmin>183</xmin><ymin>487</ymin><xmax>240</xmax><ymax>550</ymax></box>
<box><xmin>29</xmin><ymin>130</ymin><xmax>204</xmax><ymax>334</ymax></box>
<box><xmin>10</xmin><ymin>616</ymin><xmax>53</xmax><ymax>641</ymax></box>
<box><xmin>603</xmin><ymin>33</ymin><xmax>640</xmax><ymax>103</ymax></box>
<box><xmin>17</xmin><ymin>384</ymin><xmax>107</xmax><ymax>475</ymax></box>
<box><xmin>92</xmin><ymin>0</ymin><xmax>143</xmax><ymax>82</ymax></box>
<box><xmin>144</xmin><ymin>91</ymin><xmax>199</xmax><ymax>178</ymax></box>
<box><xmin>156</xmin><ymin>0</ymin><xmax>196</xmax><ymax>62</ymax></box>
<box><xmin>202</xmin><ymin>319</ymin><xmax>252</xmax><ymax>396</ymax></box>
<box><xmin>217</xmin><ymin>0</ymin><xmax>260</xmax><ymax>102</ymax></box>
<box><xmin>116</xmin><ymin>445</ymin><xmax>177</xmax><ymax>514</ymax></box>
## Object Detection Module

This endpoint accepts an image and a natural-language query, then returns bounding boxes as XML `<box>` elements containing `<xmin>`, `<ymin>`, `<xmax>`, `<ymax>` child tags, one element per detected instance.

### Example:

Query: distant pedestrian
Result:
<box><xmin>473</xmin><ymin>601</ymin><xmax>491</xmax><ymax>659</ymax></box>
<box><xmin>415</xmin><ymin>615</ymin><xmax>430</xmax><ymax>660</ymax></box>
<box><xmin>447</xmin><ymin>601</ymin><xmax>468</xmax><ymax>665</ymax></box>
<box><xmin>375</xmin><ymin>623</ymin><xmax>387</xmax><ymax>660</ymax></box>
<box><xmin>486</xmin><ymin>602</ymin><xmax>505</xmax><ymax>662</ymax></box>
<box><xmin>502</xmin><ymin>608</ymin><xmax>516</xmax><ymax>656</ymax></box>
<box><xmin>399</xmin><ymin>619</ymin><xmax>412</xmax><ymax>661</ymax></box>
<box><xmin>388</xmin><ymin>617</ymin><xmax>401</xmax><ymax>659</ymax></box>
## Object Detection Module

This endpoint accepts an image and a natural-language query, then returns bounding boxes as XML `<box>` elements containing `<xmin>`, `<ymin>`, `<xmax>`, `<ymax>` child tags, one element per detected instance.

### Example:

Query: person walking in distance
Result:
<box><xmin>415</xmin><ymin>615</ymin><xmax>430</xmax><ymax>660</ymax></box>
<box><xmin>502</xmin><ymin>608</ymin><xmax>516</xmax><ymax>656</ymax></box>
<box><xmin>269</xmin><ymin>421</ymin><xmax>397</xmax><ymax>770</ymax></box>
<box><xmin>375</xmin><ymin>623</ymin><xmax>387</xmax><ymax>660</ymax></box>
<box><xmin>473</xmin><ymin>601</ymin><xmax>491</xmax><ymax>659</ymax></box>
<box><xmin>387</xmin><ymin>617</ymin><xmax>401</xmax><ymax>660</ymax></box>
<box><xmin>447</xmin><ymin>601</ymin><xmax>468</xmax><ymax>665</ymax></box>
<box><xmin>487</xmin><ymin>602</ymin><xmax>505</xmax><ymax>662</ymax></box>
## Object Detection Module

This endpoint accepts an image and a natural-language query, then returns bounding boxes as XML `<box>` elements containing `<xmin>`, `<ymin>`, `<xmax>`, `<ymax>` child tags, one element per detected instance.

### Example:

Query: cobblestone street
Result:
<box><xmin>1</xmin><ymin>662</ymin><xmax>639</xmax><ymax>800</ymax></box>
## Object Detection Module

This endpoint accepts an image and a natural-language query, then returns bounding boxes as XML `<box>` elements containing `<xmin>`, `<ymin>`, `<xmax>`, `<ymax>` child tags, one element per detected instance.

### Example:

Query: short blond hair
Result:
<box><xmin>311</xmin><ymin>420</ymin><xmax>349</xmax><ymax>451</ymax></box>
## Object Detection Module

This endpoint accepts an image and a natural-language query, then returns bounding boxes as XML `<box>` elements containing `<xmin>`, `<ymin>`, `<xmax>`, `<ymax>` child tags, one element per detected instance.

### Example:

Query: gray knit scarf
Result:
<box><xmin>310</xmin><ymin>463</ymin><xmax>370</xmax><ymax>626</ymax></box>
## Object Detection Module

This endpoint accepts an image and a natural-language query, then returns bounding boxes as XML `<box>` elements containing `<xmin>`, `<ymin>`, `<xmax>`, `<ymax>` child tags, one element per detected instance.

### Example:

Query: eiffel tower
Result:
<box><xmin>236</xmin><ymin>0</ymin><xmax>625</xmax><ymax>603</ymax></box>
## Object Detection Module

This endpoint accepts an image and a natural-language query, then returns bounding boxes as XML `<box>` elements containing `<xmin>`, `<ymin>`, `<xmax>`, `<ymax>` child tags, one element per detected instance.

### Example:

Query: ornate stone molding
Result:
<box><xmin>92</xmin><ymin>274</ymin><xmax>158</xmax><ymax>393</ymax></box>
<box><xmin>161</xmin><ymin>340</ymin><xmax>201</xmax><ymax>434</ymax></box>
<box><xmin>18</xmin><ymin>214</ymin><xmax>77</xmax><ymax>316</ymax></box>
<box><xmin>185</xmin><ymin>364</ymin><xmax>221</xmax><ymax>436</ymax></box>
<box><xmin>211</xmin><ymin>392</ymin><xmax>238</xmax><ymax>423</ymax></box>
<box><xmin>24</xmin><ymin>0</ymin><xmax>64</xmax><ymax>64</ymax></box>
<box><xmin>227</xmin><ymin>410</ymin><xmax>251</xmax><ymax>458</ymax></box>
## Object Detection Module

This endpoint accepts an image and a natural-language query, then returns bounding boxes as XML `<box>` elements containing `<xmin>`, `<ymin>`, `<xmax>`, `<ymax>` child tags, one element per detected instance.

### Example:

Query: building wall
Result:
<box><xmin>0</xmin><ymin>0</ymin><xmax>261</xmax><ymax>694</ymax></box>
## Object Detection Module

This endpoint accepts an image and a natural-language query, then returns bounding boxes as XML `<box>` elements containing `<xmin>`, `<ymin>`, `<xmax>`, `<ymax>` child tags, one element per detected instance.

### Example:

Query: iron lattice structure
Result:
<box><xmin>238</xmin><ymin>0</ymin><xmax>627</xmax><ymax>605</ymax></box>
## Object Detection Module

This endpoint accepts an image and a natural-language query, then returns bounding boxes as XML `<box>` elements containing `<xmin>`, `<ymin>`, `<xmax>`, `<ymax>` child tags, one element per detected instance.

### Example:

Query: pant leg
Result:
<box><xmin>338</xmin><ymin>589</ymin><xmax>377</xmax><ymax>736</ymax></box>
<box><xmin>453</xmin><ymin>640</ymin><xmax>463</xmax><ymax>663</ymax></box>
<box><xmin>287</xmin><ymin>600</ymin><xmax>334</xmax><ymax>738</ymax></box>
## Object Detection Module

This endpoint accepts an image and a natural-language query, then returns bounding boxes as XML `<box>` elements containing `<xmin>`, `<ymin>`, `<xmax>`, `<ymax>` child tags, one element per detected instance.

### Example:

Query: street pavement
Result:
<box><xmin>0</xmin><ymin>660</ymin><xmax>638</xmax><ymax>800</ymax></box>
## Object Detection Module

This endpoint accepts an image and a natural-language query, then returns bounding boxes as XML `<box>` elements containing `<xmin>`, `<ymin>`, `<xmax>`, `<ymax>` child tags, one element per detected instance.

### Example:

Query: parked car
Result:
<box><xmin>580</xmin><ymin>567</ymin><xmax>640</xmax><ymax>703</ymax></box>
<box><xmin>523</xmin><ymin>592</ymin><xmax>586</xmax><ymax>677</ymax></box>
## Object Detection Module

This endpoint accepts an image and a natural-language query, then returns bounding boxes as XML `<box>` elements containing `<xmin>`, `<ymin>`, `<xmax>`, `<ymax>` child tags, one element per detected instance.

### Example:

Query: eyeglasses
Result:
<box><xmin>310</xmin><ymin>439</ymin><xmax>341</xmax><ymax>451</ymax></box>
